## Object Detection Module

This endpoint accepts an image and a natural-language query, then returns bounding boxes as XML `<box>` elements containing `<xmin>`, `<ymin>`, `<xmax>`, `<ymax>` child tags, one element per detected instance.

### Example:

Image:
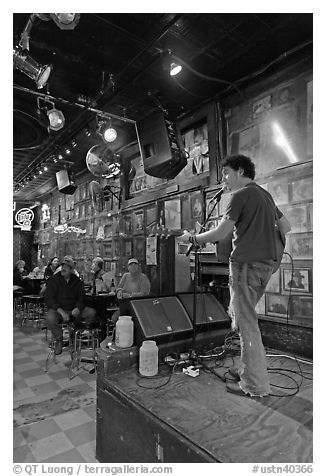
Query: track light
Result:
<box><xmin>85</xmin><ymin>128</ymin><xmax>92</xmax><ymax>137</ymax></box>
<box><xmin>58</xmin><ymin>154</ymin><xmax>63</xmax><ymax>160</ymax></box>
<box><xmin>47</xmin><ymin>107</ymin><xmax>65</xmax><ymax>131</ymax></box>
<box><xmin>13</xmin><ymin>45</ymin><xmax>52</xmax><ymax>89</ymax></box>
<box><xmin>39</xmin><ymin>169</ymin><xmax>43</xmax><ymax>175</ymax></box>
<box><xmin>170</xmin><ymin>62</ymin><xmax>182</xmax><ymax>76</ymax></box>
<box><xmin>43</xmin><ymin>165</ymin><xmax>48</xmax><ymax>171</ymax></box>
<box><xmin>65</xmin><ymin>147</ymin><xmax>71</xmax><ymax>155</ymax></box>
<box><xmin>71</xmin><ymin>139</ymin><xmax>77</xmax><ymax>147</ymax></box>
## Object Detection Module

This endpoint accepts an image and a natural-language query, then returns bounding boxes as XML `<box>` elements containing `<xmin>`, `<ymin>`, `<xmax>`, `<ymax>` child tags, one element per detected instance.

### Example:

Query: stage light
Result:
<box><xmin>71</xmin><ymin>139</ymin><xmax>77</xmax><ymax>147</ymax></box>
<box><xmin>39</xmin><ymin>169</ymin><xmax>42</xmax><ymax>174</ymax></box>
<box><xmin>85</xmin><ymin>128</ymin><xmax>92</xmax><ymax>137</ymax></box>
<box><xmin>50</xmin><ymin>13</ymin><xmax>81</xmax><ymax>30</ymax></box>
<box><xmin>53</xmin><ymin>157</ymin><xmax>58</xmax><ymax>163</ymax></box>
<box><xmin>33</xmin><ymin>173</ymin><xmax>37</xmax><ymax>178</ymax></box>
<box><xmin>65</xmin><ymin>147</ymin><xmax>71</xmax><ymax>155</ymax></box>
<box><xmin>43</xmin><ymin>165</ymin><xmax>48</xmax><ymax>171</ymax></box>
<box><xmin>13</xmin><ymin>45</ymin><xmax>52</xmax><ymax>89</ymax></box>
<box><xmin>97</xmin><ymin>117</ymin><xmax>117</xmax><ymax>143</ymax></box>
<box><xmin>47</xmin><ymin>107</ymin><xmax>65</xmax><ymax>131</ymax></box>
<box><xmin>170</xmin><ymin>62</ymin><xmax>182</xmax><ymax>76</ymax></box>
<box><xmin>58</xmin><ymin>154</ymin><xmax>63</xmax><ymax>160</ymax></box>
<box><xmin>272</xmin><ymin>122</ymin><xmax>299</xmax><ymax>164</ymax></box>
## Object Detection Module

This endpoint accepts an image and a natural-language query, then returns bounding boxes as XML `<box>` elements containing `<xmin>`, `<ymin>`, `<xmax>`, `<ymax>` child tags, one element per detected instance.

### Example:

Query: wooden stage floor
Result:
<box><xmin>104</xmin><ymin>353</ymin><xmax>312</xmax><ymax>463</ymax></box>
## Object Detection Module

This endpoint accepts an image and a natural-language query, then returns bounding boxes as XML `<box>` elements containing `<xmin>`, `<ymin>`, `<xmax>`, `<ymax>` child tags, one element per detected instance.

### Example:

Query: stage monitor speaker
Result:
<box><xmin>178</xmin><ymin>293</ymin><xmax>230</xmax><ymax>332</ymax></box>
<box><xmin>138</xmin><ymin>111</ymin><xmax>187</xmax><ymax>179</ymax></box>
<box><xmin>56</xmin><ymin>169</ymin><xmax>77</xmax><ymax>195</ymax></box>
<box><xmin>119</xmin><ymin>296</ymin><xmax>193</xmax><ymax>345</ymax></box>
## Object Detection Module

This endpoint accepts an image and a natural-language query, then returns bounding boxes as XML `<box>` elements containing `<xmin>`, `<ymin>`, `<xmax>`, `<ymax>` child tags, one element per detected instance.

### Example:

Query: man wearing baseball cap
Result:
<box><xmin>111</xmin><ymin>258</ymin><xmax>151</xmax><ymax>323</ymax></box>
<box><xmin>44</xmin><ymin>255</ymin><xmax>96</xmax><ymax>355</ymax></box>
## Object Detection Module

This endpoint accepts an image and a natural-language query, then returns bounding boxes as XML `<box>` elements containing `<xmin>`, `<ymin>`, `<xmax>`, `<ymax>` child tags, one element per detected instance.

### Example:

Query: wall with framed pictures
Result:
<box><xmin>223</xmin><ymin>61</ymin><xmax>313</xmax><ymax>327</ymax></box>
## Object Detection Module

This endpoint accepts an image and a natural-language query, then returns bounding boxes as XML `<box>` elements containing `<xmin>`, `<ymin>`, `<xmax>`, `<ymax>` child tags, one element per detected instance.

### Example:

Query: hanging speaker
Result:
<box><xmin>137</xmin><ymin>111</ymin><xmax>187</xmax><ymax>179</ymax></box>
<box><xmin>119</xmin><ymin>296</ymin><xmax>193</xmax><ymax>345</ymax></box>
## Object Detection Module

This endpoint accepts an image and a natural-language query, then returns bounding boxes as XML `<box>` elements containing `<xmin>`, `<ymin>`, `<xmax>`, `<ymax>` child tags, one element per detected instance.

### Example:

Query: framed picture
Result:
<box><xmin>268</xmin><ymin>180</ymin><xmax>289</xmax><ymax>206</ymax></box>
<box><xmin>266</xmin><ymin>293</ymin><xmax>289</xmax><ymax>317</ymax></box>
<box><xmin>255</xmin><ymin>295</ymin><xmax>266</xmax><ymax>315</ymax></box>
<box><xmin>103</xmin><ymin>241</ymin><xmax>113</xmax><ymax>259</ymax></box>
<box><xmin>125</xmin><ymin>240</ymin><xmax>132</xmax><ymax>259</ymax></box>
<box><xmin>307</xmin><ymin>203</ymin><xmax>313</xmax><ymax>231</ymax></box>
<box><xmin>283</xmin><ymin>205</ymin><xmax>309</xmax><ymax>233</ymax></box>
<box><xmin>289</xmin><ymin>233</ymin><xmax>313</xmax><ymax>260</ymax></box>
<box><xmin>134</xmin><ymin>237</ymin><xmax>145</xmax><ymax>260</ymax></box>
<box><xmin>291</xmin><ymin>177</ymin><xmax>313</xmax><ymax>202</ymax></box>
<box><xmin>205</xmin><ymin>195</ymin><xmax>219</xmax><ymax>219</ymax></box>
<box><xmin>133</xmin><ymin>211</ymin><xmax>144</xmax><ymax>234</ymax></box>
<box><xmin>164</xmin><ymin>199</ymin><xmax>181</xmax><ymax>230</ymax></box>
<box><xmin>146</xmin><ymin>205</ymin><xmax>158</xmax><ymax>234</ymax></box>
<box><xmin>291</xmin><ymin>296</ymin><xmax>313</xmax><ymax>319</ymax></box>
<box><xmin>190</xmin><ymin>192</ymin><xmax>204</xmax><ymax>219</ymax></box>
<box><xmin>283</xmin><ymin>268</ymin><xmax>311</xmax><ymax>294</ymax></box>
<box><xmin>266</xmin><ymin>269</ymin><xmax>280</xmax><ymax>293</ymax></box>
<box><xmin>124</xmin><ymin>215</ymin><xmax>132</xmax><ymax>234</ymax></box>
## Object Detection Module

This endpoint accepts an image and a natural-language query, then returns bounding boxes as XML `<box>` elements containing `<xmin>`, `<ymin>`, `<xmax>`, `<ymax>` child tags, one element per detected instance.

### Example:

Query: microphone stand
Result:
<box><xmin>186</xmin><ymin>188</ymin><xmax>224</xmax><ymax>361</ymax></box>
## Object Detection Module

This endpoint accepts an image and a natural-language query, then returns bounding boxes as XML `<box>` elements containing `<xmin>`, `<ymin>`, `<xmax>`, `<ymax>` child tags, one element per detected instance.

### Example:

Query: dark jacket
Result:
<box><xmin>44</xmin><ymin>273</ymin><xmax>84</xmax><ymax>312</ymax></box>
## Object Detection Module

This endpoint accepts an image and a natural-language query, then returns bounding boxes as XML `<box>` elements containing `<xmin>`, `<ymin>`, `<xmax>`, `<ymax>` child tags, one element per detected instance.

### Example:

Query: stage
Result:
<box><xmin>96</xmin><ymin>352</ymin><xmax>312</xmax><ymax>463</ymax></box>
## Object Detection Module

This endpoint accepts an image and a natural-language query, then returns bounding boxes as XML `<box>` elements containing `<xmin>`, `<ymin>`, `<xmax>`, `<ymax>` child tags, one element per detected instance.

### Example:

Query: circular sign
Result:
<box><xmin>15</xmin><ymin>207</ymin><xmax>34</xmax><ymax>231</ymax></box>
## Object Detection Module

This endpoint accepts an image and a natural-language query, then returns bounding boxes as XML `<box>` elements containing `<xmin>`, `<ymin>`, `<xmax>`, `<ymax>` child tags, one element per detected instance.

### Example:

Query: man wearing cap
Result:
<box><xmin>112</xmin><ymin>258</ymin><xmax>151</xmax><ymax>324</ymax></box>
<box><xmin>44</xmin><ymin>256</ymin><xmax>96</xmax><ymax>355</ymax></box>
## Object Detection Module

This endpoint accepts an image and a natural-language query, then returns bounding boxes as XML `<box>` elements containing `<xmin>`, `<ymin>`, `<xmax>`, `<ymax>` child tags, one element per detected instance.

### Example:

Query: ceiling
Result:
<box><xmin>13</xmin><ymin>12</ymin><xmax>313</xmax><ymax>201</ymax></box>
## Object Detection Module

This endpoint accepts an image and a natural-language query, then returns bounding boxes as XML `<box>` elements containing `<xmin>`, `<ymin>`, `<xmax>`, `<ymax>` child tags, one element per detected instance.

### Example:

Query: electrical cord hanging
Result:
<box><xmin>136</xmin><ymin>363</ymin><xmax>175</xmax><ymax>389</ymax></box>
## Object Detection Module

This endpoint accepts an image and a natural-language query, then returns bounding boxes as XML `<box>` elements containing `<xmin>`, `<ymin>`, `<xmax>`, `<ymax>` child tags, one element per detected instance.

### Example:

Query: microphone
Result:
<box><xmin>209</xmin><ymin>185</ymin><xmax>226</xmax><ymax>203</ymax></box>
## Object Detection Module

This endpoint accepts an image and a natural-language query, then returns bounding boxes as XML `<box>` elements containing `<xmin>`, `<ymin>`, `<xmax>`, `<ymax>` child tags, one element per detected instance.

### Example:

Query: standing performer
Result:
<box><xmin>181</xmin><ymin>155</ymin><xmax>291</xmax><ymax>397</ymax></box>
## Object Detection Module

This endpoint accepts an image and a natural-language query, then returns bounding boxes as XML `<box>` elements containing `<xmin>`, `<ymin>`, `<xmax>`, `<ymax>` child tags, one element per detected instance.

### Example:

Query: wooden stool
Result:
<box><xmin>69</xmin><ymin>318</ymin><xmax>101</xmax><ymax>380</ymax></box>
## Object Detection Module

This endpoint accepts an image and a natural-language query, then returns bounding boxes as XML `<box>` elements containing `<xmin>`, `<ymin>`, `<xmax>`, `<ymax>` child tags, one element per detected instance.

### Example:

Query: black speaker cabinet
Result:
<box><xmin>138</xmin><ymin>111</ymin><xmax>187</xmax><ymax>179</ymax></box>
<box><xmin>178</xmin><ymin>293</ymin><xmax>230</xmax><ymax>332</ymax></box>
<box><xmin>119</xmin><ymin>296</ymin><xmax>193</xmax><ymax>345</ymax></box>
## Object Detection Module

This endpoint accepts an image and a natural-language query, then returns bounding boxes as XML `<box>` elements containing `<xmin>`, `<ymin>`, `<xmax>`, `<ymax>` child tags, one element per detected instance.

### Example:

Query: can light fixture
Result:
<box><xmin>13</xmin><ymin>45</ymin><xmax>52</xmax><ymax>89</ymax></box>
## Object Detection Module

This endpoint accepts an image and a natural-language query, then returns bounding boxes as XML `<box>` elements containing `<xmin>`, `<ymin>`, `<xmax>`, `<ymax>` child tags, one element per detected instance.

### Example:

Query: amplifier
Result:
<box><xmin>177</xmin><ymin>293</ymin><xmax>230</xmax><ymax>331</ymax></box>
<box><xmin>119</xmin><ymin>296</ymin><xmax>193</xmax><ymax>345</ymax></box>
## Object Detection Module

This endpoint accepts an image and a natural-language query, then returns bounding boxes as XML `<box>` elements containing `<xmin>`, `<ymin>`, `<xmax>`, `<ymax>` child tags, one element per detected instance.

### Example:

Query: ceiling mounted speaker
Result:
<box><xmin>137</xmin><ymin>111</ymin><xmax>187</xmax><ymax>179</ymax></box>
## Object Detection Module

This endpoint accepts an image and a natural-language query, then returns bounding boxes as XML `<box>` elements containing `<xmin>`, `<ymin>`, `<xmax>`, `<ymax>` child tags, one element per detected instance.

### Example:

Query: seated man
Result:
<box><xmin>44</xmin><ymin>256</ymin><xmax>96</xmax><ymax>355</ymax></box>
<box><xmin>112</xmin><ymin>258</ymin><xmax>151</xmax><ymax>324</ymax></box>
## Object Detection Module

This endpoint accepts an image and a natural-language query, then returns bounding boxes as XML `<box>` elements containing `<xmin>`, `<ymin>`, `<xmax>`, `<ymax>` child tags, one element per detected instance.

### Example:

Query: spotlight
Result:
<box><xmin>13</xmin><ymin>45</ymin><xmax>52</xmax><ymax>89</ymax></box>
<box><xmin>97</xmin><ymin>117</ymin><xmax>117</xmax><ymax>143</ymax></box>
<box><xmin>33</xmin><ymin>173</ymin><xmax>37</xmax><ymax>178</ymax></box>
<box><xmin>50</xmin><ymin>13</ymin><xmax>81</xmax><ymax>30</ymax></box>
<box><xmin>39</xmin><ymin>169</ymin><xmax>43</xmax><ymax>175</ymax></box>
<box><xmin>58</xmin><ymin>154</ymin><xmax>63</xmax><ymax>160</ymax></box>
<box><xmin>53</xmin><ymin>157</ymin><xmax>58</xmax><ymax>163</ymax></box>
<box><xmin>65</xmin><ymin>147</ymin><xmax>71</xmax><ymax>155</ymax></box>
<box><xmin>47</xmin><ymin>108</ymin><xmax>65</xmax><ymax>131</ymax></box>
<box><xmin>71</xmin><ymin>139</ymin><xmax>77</xmax><ymax>147</ymax></box>
<box><xmin>43</xmin><ymin>165</ymin><xmax>48</xmax><ymax>171</ymax></box>
<box><xmin>85</xmin><ymin>128</ymin><xmax>92</xmax><ymax>137</ymax></box>
<box><xmin>170</xmin><ymin>62</ymin><xmax>182</xmax><ymax>76</ymax></box>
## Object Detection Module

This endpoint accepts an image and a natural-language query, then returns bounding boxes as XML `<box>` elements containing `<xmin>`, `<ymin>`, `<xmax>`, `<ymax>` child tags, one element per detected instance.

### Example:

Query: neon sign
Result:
<box><xmin>14</xmin><ymin>208</ymin><xmax>34</xmax><ymax>231</ymax></box>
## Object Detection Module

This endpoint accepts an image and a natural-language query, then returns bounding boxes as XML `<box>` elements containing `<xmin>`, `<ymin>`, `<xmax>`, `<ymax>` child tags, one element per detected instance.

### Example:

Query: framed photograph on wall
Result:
<box><xmin>124</xmin><ymin>215</ymin><xmax>132</xmax><ymax>235</ymax></box>
<box><xmin>289</xmin><ymin>233</ymin><xmax>313</xmax><ymax>260</ymax></box>
<box><xmin>266</xmin><ymin>269</ymin><xmax>280</xmax><ymax>293</ymax></box>
<box><xmin>283</xmin><ymin>268</ymin><xmax>311</xmax><ymax>294</ymax></box>
<box><xmin>133</xmin><ymin>211</ymin><xmax>144</xmax><ymax>234</ymax></box>
<box><xmin>268</xmin><ymin>180</ymin><xmax>289</xmax><ymax>206</ymax></box>
<box><xmin>190</xmin><ymin>192</ymin><xmax>204</xmax><ymax>219</ymax></box>
<box><xmin>164</xmin><ymin>199</ymin><xmax>181</xmax><ymax>230</ymax></box>
<box><xmin>134</xmin><ymin>237</ymin><xmax>145</xmax><ymax>260</ymax></box>
<box><xmin>125</xmin><ymin>239</ymin><xmax>132</xmax><ymax>259</ymax></box>
<box><xmin>291</xmin><ymin>176</ymin><xmax>313</xmax><ymax>202</ymax></box>
<box><xmin>145</xmin><ymin>205</ymin><xmax>158</xmax><ymax>234</ymax></box>
<box><xmin>266</xmin><ymin>293</ymin><xmax>289</xmax><ymax>317</ymax></box>
<box><xmin>291</xmin><ymin>295</ymin><xmax>313</xmax><ymax>319</ymax></box>
<box><xmin>283</xmin><ymin>205</ymin><xmax>309</xmax><ymax>233</ymax></box>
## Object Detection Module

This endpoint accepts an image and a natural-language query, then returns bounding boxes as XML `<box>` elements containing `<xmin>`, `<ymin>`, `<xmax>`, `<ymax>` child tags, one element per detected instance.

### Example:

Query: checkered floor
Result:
<box><xmin>13</xmin><ymin>323</ymin><xmax>98</xmax><ymax>463</ymax></box>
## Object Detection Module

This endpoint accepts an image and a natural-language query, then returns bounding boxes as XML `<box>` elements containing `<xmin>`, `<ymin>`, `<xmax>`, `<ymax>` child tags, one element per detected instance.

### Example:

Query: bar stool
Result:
<box><xmin>69</xmin><ymin>318</ymin><xmax>101</xmax><ymax>380</ymax></box>
<box><xmin>45</xmin><ymin>322</ymin><xmax>74</xmax><ymax>373</ymax></box>
<box><xmin>13</xmin><ymin>290</ymin><xmax>24</xmax><ymax>321</ymax></box>
<box><xmin>21</xmin><ymin>295</ymin><xmax>45</xmax><ymax>327</ymax></box>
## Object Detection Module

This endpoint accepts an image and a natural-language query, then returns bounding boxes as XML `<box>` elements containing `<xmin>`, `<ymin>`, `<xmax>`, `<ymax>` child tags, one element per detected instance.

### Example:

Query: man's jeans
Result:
<box><xmin>46</xmin><ymin>307</ymin><xmax>97</xmax><ymax>341</ymax></box>
<box><xmin>228</xmin><ymin>260</ymin><xmax>274</xmax><ymax>396</ymax></box>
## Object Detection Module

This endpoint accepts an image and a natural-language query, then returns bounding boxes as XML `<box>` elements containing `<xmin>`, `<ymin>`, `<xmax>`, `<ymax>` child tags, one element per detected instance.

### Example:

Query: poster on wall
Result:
<box><xmin>307</xmin><ymin>80</ymin><xmax>313</xmax><ymax>157</ymax></box>
<box><xmin>283</xmin><ymin>205</ymin><xmax>309</xmax><ymax>233</ymax></box>
<box><xmin>283</xmin><ymin>268</ymin><xmax>311</xmax><ymax>294</ymax></box>
<box><xmin>268</xmin><ymin>180</ymin><xmax>289</xmax><ymax>206</ymax></box>
<box><xmin>180</xmin><ymin>123</ymin><xmax>209</xmax><ymax>180</ymax></box>
<box><xmin>146</xmin><ymin>236</ymin><xmax>157</xmax><ymax>265</ymax></box>
<box><xmin>289</xmin><ymin>233</ymin><xmax>313</xmax><ymax>260</ymax></box>
<box><xmin>133</xmin><ymin>211</ymin><xmax>144</xmax><ymax>234</ymax></box>
<box><xmin>145</xmin><ymin>205</ymin><xmax>158</xmax><ymax>235</ymax></box>
<box><xmin>164</xmin><ymin>199</ymin><xmax>181</xmax><ymax>230</ymax></box>
<box><xmin>291</xmin><ymin>177</ymin><xmax>313</xmax><ymax>202</ymax></box>
<box><xmin>266</xmin><ymin>293</ymin><xmax>288</xmax><ymax>317</ymax></box>
<box><xmin>291</xmin><ymin>295</ymin><xmax>313</xmax><ymax>319</ymax></box>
